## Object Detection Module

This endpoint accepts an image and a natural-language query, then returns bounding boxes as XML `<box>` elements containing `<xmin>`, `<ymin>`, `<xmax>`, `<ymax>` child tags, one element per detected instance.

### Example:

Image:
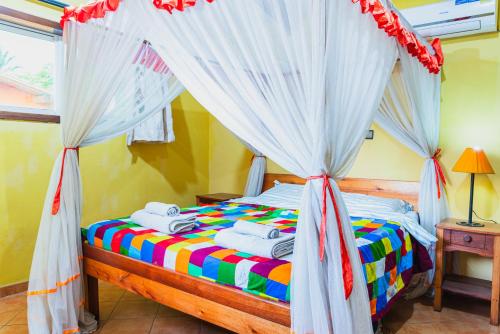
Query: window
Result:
<box><xmin>0</xmin><ymin>10</ymin><xmax>61</xmax><ymax>122</ymax></box>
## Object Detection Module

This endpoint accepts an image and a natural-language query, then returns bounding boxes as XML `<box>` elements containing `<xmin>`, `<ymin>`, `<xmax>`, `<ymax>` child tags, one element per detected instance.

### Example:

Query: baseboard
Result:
<box><xmin>0</xmin><ymin>281</ymin><xmax>28</xmax><ymax>298</ymax></box>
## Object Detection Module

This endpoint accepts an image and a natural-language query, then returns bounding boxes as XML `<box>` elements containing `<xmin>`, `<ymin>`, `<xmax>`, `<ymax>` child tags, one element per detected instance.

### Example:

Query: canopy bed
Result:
<box><xmin>27</xmin><ymin>1</ymin><xmax>449</xmax><ymax>333</ymax></box>
<box><xmin>81</xmin><ymin>173</ymin><xmax>426</xmax><ymax>334</ymax></box>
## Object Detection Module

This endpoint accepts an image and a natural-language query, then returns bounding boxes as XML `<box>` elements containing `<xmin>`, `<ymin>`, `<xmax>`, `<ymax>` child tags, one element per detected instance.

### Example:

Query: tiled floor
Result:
<box><xmin>382</xmin><ymin>294</ymin><xmax>500</xmax><ymax>334</ymax></box>
<box><xmin>0</xmin><ymin>283</ymin><xmax>499</xmax><ymax>333</ymax></box>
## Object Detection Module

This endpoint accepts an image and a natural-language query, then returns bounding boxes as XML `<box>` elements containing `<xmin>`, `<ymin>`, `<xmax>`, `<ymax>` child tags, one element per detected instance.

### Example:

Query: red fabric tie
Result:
<box><xmin>306</xmin><ymin>174</ymin><xmax>353</xmax><ymax>300</ymax></box>
<box><xmin>51</xmin><ymin>147</ymin><xmax>79</xmax><ymax>215</ymax></box>
<box><xmin>432</xmin><ymin>148</ymin><xmax>446</xmax><ymax>199</ymax></box>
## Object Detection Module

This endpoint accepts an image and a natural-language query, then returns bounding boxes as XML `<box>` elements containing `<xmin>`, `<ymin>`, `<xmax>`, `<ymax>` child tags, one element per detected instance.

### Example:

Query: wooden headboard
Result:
<box><xmin>262</xmin><ymin>173</ymin><xmax>420</xmax><ymax>210</ymax></box>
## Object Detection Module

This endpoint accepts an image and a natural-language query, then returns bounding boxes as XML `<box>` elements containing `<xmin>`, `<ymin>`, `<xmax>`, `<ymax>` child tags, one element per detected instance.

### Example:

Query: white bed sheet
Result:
<box><xmin>230</xmin><ymin>182</ymin><xmax>436</xmax><ymax>247</ymax></box>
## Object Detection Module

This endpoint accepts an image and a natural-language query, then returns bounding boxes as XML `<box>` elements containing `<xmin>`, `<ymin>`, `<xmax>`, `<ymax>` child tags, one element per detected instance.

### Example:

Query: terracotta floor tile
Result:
<box><xmin>121</xmin><ymin>291</ymin><xmax>150</xmax><ymax>302</ymax></box>
<box><xmin>157</xmin><ymin>305</ymin><xmax>190</xmax><ymax>318</ymax></box>
<box><xmin>395</xmin><ymin>321</ymin><xmax>500</xmax><ymax>334</ymax></box>
<box><xmin>383</xmin><ymin>295</ymin><xmax>496</xmax><ymax>334</ymax></box>
<box><xmin>200</xmin><ymin>321</ymin><xmax>233</xmax><ymax>334</ymax></box>
<box><xmin>149</xmin><ymin>316</ymin><xmax>201</xmax><ymax>334</ymax></box>
<box><xmin>6</xmin><ymin>310</ymin><xmax>26</xmax><ymax>325</ymax></box>
<box><xmin>93</xmin><ymin>321</ymin><xmax>106</xmax><ymax>334</ymax></box>
<box><xmin>0</xmin><ymin>324</ymin><xmax>29</xmax><ymax>334</ymax></box>
<box><xmin>0</xmin><ymin>295</ymin><xmax>26</xmax><ymax>313</ymax></box>
<box><xmin>98</xmin><ymin>287</ymin><xmax>124</xmax><ymax>303</ymax></box>
<box><xmin>99</xmin><ymin>282</ymin><xmax>118</xmax><ymax>290</ymax></box>
<box><xmin>109</xmin><ymin>300</ymin><xmax>159</xmax><ymax>320</ymax></box>
<box><xmin>2</xmin><ymin>284</ymin><xmax>499</xmax><ymax>334</ymax></box>
<box><xmin>98</xmin><ymin>301</ymin><xmax>117</xmax><ymax>321</ymax></box>
<box><xmin>0</xmin><ymin>312</ymin><xmax>17</xmax><ymax>326</ymax></box>
<box><xmin>99</xmin><ymin>318</ymin><xmax>153</xmax><ymax>334</ymax></box>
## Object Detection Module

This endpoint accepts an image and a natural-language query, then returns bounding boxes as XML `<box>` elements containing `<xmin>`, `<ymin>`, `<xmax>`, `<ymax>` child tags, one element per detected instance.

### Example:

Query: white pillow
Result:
<box><xmin>341</xmin><ymin>192</ymin><xmax>413</xmax><ymax>214</ymax></box>
<box><xmin>271</xmin><ymin>181</ymin><xmax>304</xmax><ymax>194</ymax></box>
<box><xmin>272</xmin><ymin>181</ymin><xmax>413</xmax><ymax>213</ymax></box>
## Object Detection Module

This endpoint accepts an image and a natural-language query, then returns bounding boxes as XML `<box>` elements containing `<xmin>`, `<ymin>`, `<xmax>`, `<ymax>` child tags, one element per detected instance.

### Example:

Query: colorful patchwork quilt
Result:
<box><xmin>83</xmin><ymin>202</ymin><xmax>418</xmax><ymax>320</ymax></box>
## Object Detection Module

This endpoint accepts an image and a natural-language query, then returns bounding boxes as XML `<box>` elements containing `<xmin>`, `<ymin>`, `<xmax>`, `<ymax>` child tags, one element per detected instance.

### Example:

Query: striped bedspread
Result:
<box><xmin>83</xmin><ymin>201</ymin><xmax>417</xmax><ymax>320</ymax></box>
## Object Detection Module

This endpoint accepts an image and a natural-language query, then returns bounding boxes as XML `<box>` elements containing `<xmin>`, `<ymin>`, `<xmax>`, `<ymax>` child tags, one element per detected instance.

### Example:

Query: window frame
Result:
<box><xmin>0</xmin><ymin>6</ymin><xmax>62</xmax><ymax>123</ymax></box>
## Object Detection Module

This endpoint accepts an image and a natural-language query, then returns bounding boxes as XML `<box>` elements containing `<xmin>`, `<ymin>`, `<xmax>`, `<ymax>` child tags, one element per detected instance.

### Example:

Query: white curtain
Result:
<box><xmin>126</xmin><ymin>50</ymin><xmax>185</xmax><ymax>145</ymax></box>
<box><xmin>81</xmin><ymin>57</ymin><xmax>183</xmax><ymax>146</ymax></box>
<box><xmin>27</xmin><ymin>3</ymin><xmax>182</xmax><ymax>333</ymax></box>
<box><xmin>240</xmin><ymin>140</ymin><xmax>266</xmax><ymax>197</ymax></box>
<box><xmin>126</xmin><ymin>105</ymin><xmax>176</xmax><ymax>144</ymax></box>
<box><xmin>376</xmin><ymin>45</ymin><xmax>449</xmax><ymax>236</ymax></box>
<box><xmin>132</xmin><ymin>1</ymin><xmax>398</xmax><ymax>333</ymax></box>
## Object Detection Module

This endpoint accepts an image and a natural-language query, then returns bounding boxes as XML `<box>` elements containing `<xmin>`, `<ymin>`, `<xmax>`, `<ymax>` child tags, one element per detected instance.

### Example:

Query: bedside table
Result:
<box><xmin>434</xmin><ymin>217</ymin><xmax>500</xmax><ymax>325</ymax></box>
<box><xmin>196</xmin><ymin>193</ymin><xmax>241</xmax><ymax>206</ymax></box>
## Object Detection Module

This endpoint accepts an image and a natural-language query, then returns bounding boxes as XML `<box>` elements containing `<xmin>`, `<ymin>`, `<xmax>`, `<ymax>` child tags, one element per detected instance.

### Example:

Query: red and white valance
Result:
<box><xmin>152</xmin><ymin>0</ymin><xmax>213</xmax><ymax>13</ymax></box>
<box><xmin>352</xmin><ymin>0</ymin><xmax>444</xmax><ymax>74</ymax></box>
<box><xmin>60</xmin><ymin>0</ymin><xmax>119</xmax><ymax>27</ymax></box>
<box><xmin>60</xmin><ymin>0</ymin><xmax>444</xmax><ymax>74</ymax></box>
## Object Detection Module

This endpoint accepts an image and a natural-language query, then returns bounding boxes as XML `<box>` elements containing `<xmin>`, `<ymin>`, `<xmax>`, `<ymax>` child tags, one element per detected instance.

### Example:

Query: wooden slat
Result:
<box><xmin>196</xmin><ymin>193</ymin><xmax>242</xmax><ymax>206</ymax></box>
<box><xmin>434</xmin><ymin>227</ymin><xmax>444</xmax><ymax>311</ymax></box>
<box><xmin>263</xmin><ymin>173</ymin><xmax>420</xmax><ymax>209</ymax></box>
<box><xmin>442</xmin><ymin>274</ymin><xmax>492</xmax><ymax>301</ymax></box>
<box><xmin>491</xmin><ymin>236</ymin><xmax>500</xmax><ymax>325</ymax></box>
<box><xmin>85</xmin><ymin>275</ymin><xmax>100</xmax><ymax>321</ymax></box>
<box><xmin>262</xmin><ymin>173</ymin><xmax>307</xmax><ymax>191</ymax></box>
<box><xmin>83</xmin><ymin>243</ymin><xmax>291</xmax><ymax>327</ymax></box>
<box><xmin>439</xmin><ymin>218</ymin><xmax>500</xmax><ymax>236</ymax></box>
<box><xmin>0</xmin><ymin>111</ymin><xmax>60</xmax><ymax>123</ymax></box>
<box><xmin>449</xmin><ymin>230</ymin><xmax>487</xmax><ymax>250</ymax></box>
<box><xmin>84</xmin><ymin>258</ymin><xmax>290</xmax><ymax>334</ymax></box>
<box><xmin>0</xmin><ymin>281</ymin><xmax>28</xmax><ymax>298</ymax></box>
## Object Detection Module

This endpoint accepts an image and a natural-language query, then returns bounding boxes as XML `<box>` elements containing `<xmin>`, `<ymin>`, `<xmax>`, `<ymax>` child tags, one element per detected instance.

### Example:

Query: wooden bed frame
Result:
<box><xmin>83</xmin><ymin>173</ymin><xmax>419</xmax><ymax>333</ymax></box>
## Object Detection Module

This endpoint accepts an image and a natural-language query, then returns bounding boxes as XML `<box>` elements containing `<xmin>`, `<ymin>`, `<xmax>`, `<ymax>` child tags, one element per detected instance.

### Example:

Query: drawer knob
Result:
<box><xmin>463</xmin><ymin>235</ymin><xmax>472</xmax><ymax>243</ymax></box>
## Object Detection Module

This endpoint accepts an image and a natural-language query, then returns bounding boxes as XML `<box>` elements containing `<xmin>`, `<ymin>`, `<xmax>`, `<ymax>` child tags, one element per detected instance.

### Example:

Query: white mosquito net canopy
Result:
<box><xmin>27</xmin><ymin>1</ymin><xmax>448</xmax><ymax>333</ymax></box>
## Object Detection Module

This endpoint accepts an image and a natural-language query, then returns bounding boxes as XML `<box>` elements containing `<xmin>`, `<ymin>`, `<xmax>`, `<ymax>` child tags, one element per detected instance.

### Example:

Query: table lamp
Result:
<box><xmin>452</xmin><ymin>147</ymin><xmax>495</xmax><ymax>227</ymax></box>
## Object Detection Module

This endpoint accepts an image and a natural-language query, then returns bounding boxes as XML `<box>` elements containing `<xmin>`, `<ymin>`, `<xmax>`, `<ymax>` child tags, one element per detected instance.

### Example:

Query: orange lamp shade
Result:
<box><xmin>452</xmin><ymin>147</ymin><xmax>495</xmax><ymax>174</ymax></box>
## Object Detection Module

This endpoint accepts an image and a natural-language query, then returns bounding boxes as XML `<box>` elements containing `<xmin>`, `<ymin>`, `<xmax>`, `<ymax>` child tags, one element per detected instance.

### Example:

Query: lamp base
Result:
<box><xmin>456</xmin><ymin>221</ymin><xmax>485</xmax><ymax>228</ymax></box>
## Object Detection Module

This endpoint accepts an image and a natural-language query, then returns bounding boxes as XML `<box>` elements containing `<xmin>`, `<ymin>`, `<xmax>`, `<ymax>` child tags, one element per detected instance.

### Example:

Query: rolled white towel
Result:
<box><xmin>131</xmin><ymin>210</ymin><xmax>196</xmax><ymax>234</ymax></box>
<box><xmin>214</xmin><ymin>228</ymin><xmax>294</xmax><ymax>259</ymax></box>
<box><xmin>233</xmin><ymin>220</ymin><xmax>279</xmax><ymax>239</ymax></box>
<box><xmin>144</xmin><ymin>202</ymin><xmax>180</xmax><ymax>217</ymax></box>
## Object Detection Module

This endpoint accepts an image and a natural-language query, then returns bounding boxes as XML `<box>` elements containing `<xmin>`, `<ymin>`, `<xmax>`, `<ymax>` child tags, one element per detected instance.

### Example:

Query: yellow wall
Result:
<box><xmin>208</xmin><ymin>34</ymin><xmax>500</xmax><ymax>281</ymax></box>
<box><xmin>0</xmin><ymin>121</ymin><xmax>59</xmax><ymax>286</ymax></box>
<box><xmin>208</xmin><ymin>119</ymin><xmax>252</xmax><ymax>193</ymax></box>
<box><xmin>0</xmin><ymin>92</ymin><xmax>209</xmax><ymax>287</ymax></box>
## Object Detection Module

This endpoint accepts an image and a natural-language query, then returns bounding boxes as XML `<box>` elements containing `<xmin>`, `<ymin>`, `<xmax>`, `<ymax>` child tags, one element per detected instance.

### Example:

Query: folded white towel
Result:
<box><xmin>214</xmin><ymin>228</ymin><xmax>294</xmax><ymax>259</ymax></box>
<box><xmin>144</xmin><ymin>202</ymin><xmax>180</xmax><ymax>217</ymax></box>
<box><xmin>233</xmin><ymin>220</ymin><xmax>279</xmax><ymax>239</ymax></box>
<box><xmin>131</xmin><ymin>210</ymin><xmax>196</xmax><ymax>234</ymax></box>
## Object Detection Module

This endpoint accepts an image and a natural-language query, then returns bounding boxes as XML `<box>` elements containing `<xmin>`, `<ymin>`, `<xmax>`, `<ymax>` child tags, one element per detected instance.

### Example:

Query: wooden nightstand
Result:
<box><xmin>434</xmin><ymin>217</ymin><xmax>500</xmax><ymax>325</ymax></box>
<box><xmin>196</xmin><ymin>193</ymin><xmax>241</xmax><ymax>206</ymax></box>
